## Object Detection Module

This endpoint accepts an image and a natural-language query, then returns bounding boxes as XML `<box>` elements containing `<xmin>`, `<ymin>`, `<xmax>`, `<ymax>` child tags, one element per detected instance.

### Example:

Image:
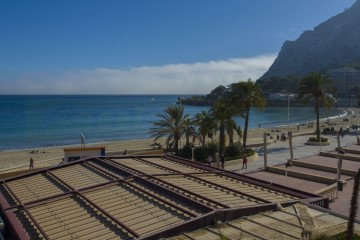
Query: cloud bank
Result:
<box><xmin>0</xmin><ymin>54</ymin><xmax>276</xmax><ymax>94</ymax></box>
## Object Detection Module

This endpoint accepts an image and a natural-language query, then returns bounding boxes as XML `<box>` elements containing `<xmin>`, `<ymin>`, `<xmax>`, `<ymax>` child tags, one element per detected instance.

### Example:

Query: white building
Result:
<box><xmin>268</xmin><ymin>93</ymin><xmax>296</xmax><ymax>101</ymax></box>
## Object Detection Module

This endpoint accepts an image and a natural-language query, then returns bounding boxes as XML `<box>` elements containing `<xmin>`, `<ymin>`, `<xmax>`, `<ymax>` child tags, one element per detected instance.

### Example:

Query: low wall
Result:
<box><xmin>292</xmin><ymin>161</ymin><xmax>356</xmax><ymax>177</ymax></box>
<box><xmin>267</xmin><ymin>166</ymin><xmax>336</xmax><ymax>184</ymax></box>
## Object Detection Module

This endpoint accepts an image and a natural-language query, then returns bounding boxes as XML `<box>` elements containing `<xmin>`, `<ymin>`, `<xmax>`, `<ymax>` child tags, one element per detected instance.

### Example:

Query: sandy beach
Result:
<box><xmin>0</xmin><ymin>107</ymin><xmax>357</xmax><ymax>173</ymax></box>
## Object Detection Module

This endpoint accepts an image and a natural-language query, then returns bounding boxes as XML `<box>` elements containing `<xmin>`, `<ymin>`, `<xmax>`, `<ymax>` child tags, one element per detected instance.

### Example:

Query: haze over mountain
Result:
<box><xmin>260</xmin><ymin>0</ymin><xmax>360</xmax><ymax>80</ymax></box>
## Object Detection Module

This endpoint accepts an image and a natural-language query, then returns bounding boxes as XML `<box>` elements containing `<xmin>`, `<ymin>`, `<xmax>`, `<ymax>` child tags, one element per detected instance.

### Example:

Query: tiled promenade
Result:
<box><xmin>226</xmin><ymin>132</ymin><xmax>360</xmax><ymax>219</ymax></box>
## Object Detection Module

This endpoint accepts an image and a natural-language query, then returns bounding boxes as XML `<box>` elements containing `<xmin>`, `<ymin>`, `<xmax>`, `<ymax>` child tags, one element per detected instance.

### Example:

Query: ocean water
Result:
<box><xmin>0</xmin><ymin>95</ymin><xmax>345</xmax><ymax>150</ymax></box>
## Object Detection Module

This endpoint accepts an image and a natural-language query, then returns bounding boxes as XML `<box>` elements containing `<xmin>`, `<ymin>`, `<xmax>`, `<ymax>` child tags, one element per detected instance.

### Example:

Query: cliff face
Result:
<box><xmin>260</xmin><ymin>0</ymin><xmax>360</xmax><ymax>79</ymax></box>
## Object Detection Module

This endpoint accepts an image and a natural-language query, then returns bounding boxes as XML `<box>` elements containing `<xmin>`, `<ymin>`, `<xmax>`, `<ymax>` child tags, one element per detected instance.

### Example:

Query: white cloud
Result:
<box><xmin>0</xmin><ymin>54</ymin><xmax>276</xmax><ymax>94</ymax></box>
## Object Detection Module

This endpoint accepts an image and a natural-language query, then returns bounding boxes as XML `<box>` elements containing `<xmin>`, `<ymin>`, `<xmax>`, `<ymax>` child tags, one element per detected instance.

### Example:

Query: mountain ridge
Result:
<box><xmin>259</xmin><ymin>0</ymin><xmax>360</xmax><ymax>79</ymax></box>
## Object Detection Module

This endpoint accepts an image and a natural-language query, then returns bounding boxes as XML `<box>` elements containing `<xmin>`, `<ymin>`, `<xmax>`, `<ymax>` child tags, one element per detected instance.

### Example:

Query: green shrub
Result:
<box><xmin>206</xmin><ymin>142</ymin><xmax>218</xmax><ymax>157</ymax></box>
<box><xmin>183</xmin><ymin>142</ymin><xmax>255</xmax><ymax>164</ymax></box>
<box><xmin>181</xmin><ymin>143</ymin><xmax>218</xmax><ymax>163</ymax></box>
<box><xmin>245</xmin><ymin>148</ymin><xmax>255</xmax><ymax>157</ymax></box>
<box><xmin>309</xmin><ymin>137</ymin><xmax>328</xmax><ymax>142</ymax></box>
<box><xmin>224</xmin><ymin>148</ymin><xmax>255</xmax><ymax>161</ymax></box>
<box><xmin>194</xmin><ymin>146</ymin><xmax>209</xmax><ymax>163</ymax></box>
<box><xmin>225</xmin><ymin>155</ymin><xmax>242</xmax><ymax>161</ymax></box>
<box><xmin>225</xmin><ymin>143</ymin><xmax>242</xmax><ymax>157</ymax></box>
<box><xmin>179</xmin><ymin>145</ymin><xmax>192</xmax><ymax>159</ymax></box>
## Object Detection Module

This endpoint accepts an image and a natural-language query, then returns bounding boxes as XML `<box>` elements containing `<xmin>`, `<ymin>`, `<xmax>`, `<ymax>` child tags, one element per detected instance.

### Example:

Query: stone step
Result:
<box><xmin>267</xmin><ymin>166</ymin><xmax>337</xmax><ymax>184</ymax></box>
<box><xmin>342</xmin><ymin>147</ymin><xmax>360</xmax><ymax>155</ymax></box>
<box><xmin>291</xmin><ymin>160</ymin><xmax>356</xmax><ymax>177</ymax></box>
<box><xmin>319</xmin><ymin>151</ymin><xmax>360</xmax><ymax>162</ymax></box>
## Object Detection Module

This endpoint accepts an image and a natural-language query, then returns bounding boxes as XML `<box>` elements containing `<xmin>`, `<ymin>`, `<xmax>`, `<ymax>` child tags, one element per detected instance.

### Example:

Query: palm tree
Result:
<box><xmin>194</xmin><ymin>110</ymin><xmax>216</xmax><ymax>146</ymax></box>
<box><xmin>234</xmin><ymin>124</ymin><xmax>242</xmax><ymax>145</ymax></box>
<box><xmin>225</xmin><ymin>118</ymin><xmax>237</xmax><ymax>144</ymax></box>
<box><xmin>212</xmin><ymin>98</ymin><xmax>236</xmax><ymax>156</ymax></box>
<box><xmin>297</xmin><ymin>72</ymin><xmax>335</xmax><ymax>140</ymax></box>
<box><xmin>183</xmin><ymin>118</ymin><xmax>195</xmax><ymax>146</ymax></box>
<box><xmin>149</xmin><ymin>105</ymin><xmax>188</xmax><ymax>155</ymax></box>
<box><xmin>230</xmin><ymin>79</ymin><xmax>266</xmax><ymax>149</ymax></box>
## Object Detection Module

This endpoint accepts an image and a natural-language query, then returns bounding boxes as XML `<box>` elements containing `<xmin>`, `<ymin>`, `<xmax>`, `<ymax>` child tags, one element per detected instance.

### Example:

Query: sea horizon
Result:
<box><xmin>0</xmin><ymin>95</ymin><xmax>346</xmax><ymax>151</ymax></box>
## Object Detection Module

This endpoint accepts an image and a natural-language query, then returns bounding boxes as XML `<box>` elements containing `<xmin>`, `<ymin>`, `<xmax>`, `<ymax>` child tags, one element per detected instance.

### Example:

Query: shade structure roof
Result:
<box><xmin>166</xmin><ymin>202</ymin><xmax>360</xmax><ymax>240</ymax></box>
<box><xmin>0</xmin><ymin>155</ymin><xmax>327</xmax><ymax>240</ymax></box>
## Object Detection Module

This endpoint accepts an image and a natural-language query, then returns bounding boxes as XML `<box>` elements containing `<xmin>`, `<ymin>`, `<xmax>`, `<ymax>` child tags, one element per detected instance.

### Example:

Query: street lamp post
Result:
<box><xmin>336</xmin><ymin>149</ymin><xmax>345</xmax><ymax>198</ymax></box>
<box><xmin>287</xmin><ymin>94</ymin><xmax>290</xmax><ymax>130</ymax></box>
<box><xmin>285</xmin><ymin>160</ymin><xmax>292</xmax><ymax>187</ymax></box>
<box><xmin>351</xmin><ymin>94</ymin><xmax>355</xmax><ymax>126</ymax></box>
<box><xmin>178</xmin><ymin>97</ymin><xmax>185</xmax><ymax>106</ymax></box>
<box><xmin>285</xmin><ymin>92</ymin><xmax>293</xmax><ymax>131</ymax></box>
<box><xmin>319</xmin><ymin>125</ymin><xmax>322</xmax><ymax>153</ymax></box>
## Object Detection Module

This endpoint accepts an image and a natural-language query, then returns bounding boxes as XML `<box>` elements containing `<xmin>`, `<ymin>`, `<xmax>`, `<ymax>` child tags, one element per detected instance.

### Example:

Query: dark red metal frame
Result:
<box><xmin>0</xmin><ymin>154</ymin><xmax>328</xmax><ymax>240</ymax></box>
<box><xmin>162</xmin><ymin>154</ymin><xmax>328</xmax><ymax>202</ymax></box>
<box><xmin>144</xmin><ymin>175</ymin><xmax>229</xmax><ymax>209</ymax></box>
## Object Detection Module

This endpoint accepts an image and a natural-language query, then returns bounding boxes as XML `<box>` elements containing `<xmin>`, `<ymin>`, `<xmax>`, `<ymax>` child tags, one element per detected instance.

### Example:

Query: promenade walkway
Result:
<box><xmin>228</xmin><ymin>131</ymin><xmax>360</xmax><ymax>219</ymax></box>
<box><xmin>227</xmin><ymin>132</ymin><xmax>358</xmax><ymax>173</ymax></box>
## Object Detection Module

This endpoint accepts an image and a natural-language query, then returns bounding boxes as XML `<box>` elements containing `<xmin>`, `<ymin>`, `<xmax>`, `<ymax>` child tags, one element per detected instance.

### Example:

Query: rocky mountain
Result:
<box><xmin>260</xmin><ymin>0</ymin><xmax>360</xmax><ymax>80</ymax></box>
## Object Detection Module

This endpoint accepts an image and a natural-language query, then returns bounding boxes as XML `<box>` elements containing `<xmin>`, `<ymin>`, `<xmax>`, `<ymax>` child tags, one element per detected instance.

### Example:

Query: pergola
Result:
<box><xmin>0</xmin><ymin>155</ymin><xmax>327</xmax><ymax>239</ymax></box>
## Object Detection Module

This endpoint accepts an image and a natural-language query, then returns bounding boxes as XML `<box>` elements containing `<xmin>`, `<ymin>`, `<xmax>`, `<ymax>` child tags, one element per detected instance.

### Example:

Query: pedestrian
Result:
<box><xmin>340</xmin><ymin>127</ymin><xmax>344</xmax><ymax>138</ymax></box>
<box><xmin>242</xmin><ymin>154</ymin><xmax>248</xmax><ymax>169</ymax></box>
<box><xmin>220</xmin><ymin>154</ymin><xmax>225</xmax><ymax>169</ymax></box>
<box><xmin>207</xmin><ymin>155</ymin><xmax>213</xmax><ymax>166</ymax></box>
<box><xmin>297</xmin><ymin>125</ymin><xmax>300</xmax><ymax>131</ymax></box>
<box><xmin>29</xmin><ymin>157</ymin><xmax>34</xmax><ymax>169</ymax></box>
<box><xmin>258</xmin><ymin>123</ymin><xmax>261</xmax><ymax>128</ymax></box>
<box><xmin>80</xmin><ymin>133</ymin><xmax>85</xmax><ymax>147</ymax></box>
<box><xmin>123</xmin><ymin>149</ymin><xmax>127</xmax><ymax>156</ymax></box>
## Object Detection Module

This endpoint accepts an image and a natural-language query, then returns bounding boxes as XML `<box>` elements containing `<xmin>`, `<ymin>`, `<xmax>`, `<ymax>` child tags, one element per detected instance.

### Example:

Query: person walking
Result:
<box><xmin>29</xmin><ymin>157</ymin><xmax>34</xmax><ymax>169</ymax></box>
<box><xmin>123</xmin><ymin>149</ymin><xmax>127</xmax><ymax>156</ymax></box>
<box><xmin>81</xmin><ymin>133</ymin><xmax>86</xmax><ymax>147</ymax></box>
<box><xmin>340</xmin><ymin>127</ymin><xmax>344</xmax><ymax>138</ymax></box>
<box><xmin>242</xmin><ymin>154</ymin><xmax>248</xmax><ymax>169</ymax></box>
<box><xmin>220</xmin><ymin>154</ymin><xmax>225</xmax><ymax>169</ymax></box>
<box><xmin>207</xmin><ymin>155</ymin><xmax>213</xmax><ymax>166</ymax></box>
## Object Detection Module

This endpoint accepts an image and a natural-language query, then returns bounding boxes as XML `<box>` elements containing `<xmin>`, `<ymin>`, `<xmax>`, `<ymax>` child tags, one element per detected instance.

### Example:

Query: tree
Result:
<box><xmin>212</xmin><ymin>98</ymin><xmax>236</xmax><ymax>156</ymax></box>
<box><xmin>297</xmin><ymin>72</ymin><xmax>335</xmax><ymax>140</ymax></box>
<box><xmin>209</xmin><ymin>85</ymin><xmax>227</xmax><ymax>97</ymax></box>
<box><xmin>149</xmin><ymin>105</ymin><xmax>188</xmax><ymax>155</ymax></box>
<box><xmin>230</xmin><ymin>79</ymin><xmax>266</xmax><ymax>149</ymax></box>
<box><xmin>225</xmin><ymin>118</ymin><xmax>237</xmax><ymax>144</ymax></box>
<box><xmin>257</xmin><ymin>75</ymin><xmax>301</xmax><ymax>95</ymax></box>
<box><xmin>194</xmin><ymin>110</ymin><xmax>216</xmax><ymax>146</ymax></box>
<box><xmin>234</xmin><ymin>124</ymin><xmax>242</xmax><ymax>145</ymax></box>
<box><xmin>183</xmin><ymin>118</ymin><xmax>195</xmax><ymax>146</ymax></box>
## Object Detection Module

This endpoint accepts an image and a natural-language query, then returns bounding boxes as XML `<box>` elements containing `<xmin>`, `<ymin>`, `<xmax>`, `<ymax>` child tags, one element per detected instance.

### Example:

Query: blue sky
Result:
<box><xmin>0</xmin><ymin>0</ymin><xmax>356</xmax><ymax>94</ymax></box>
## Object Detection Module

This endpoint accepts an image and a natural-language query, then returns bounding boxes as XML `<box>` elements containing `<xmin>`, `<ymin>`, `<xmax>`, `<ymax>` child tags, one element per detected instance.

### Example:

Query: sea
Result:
<box><xmin>0</xmin><ymin>95</ymin><xmax>346</xmax><ymax>151</ymax></box>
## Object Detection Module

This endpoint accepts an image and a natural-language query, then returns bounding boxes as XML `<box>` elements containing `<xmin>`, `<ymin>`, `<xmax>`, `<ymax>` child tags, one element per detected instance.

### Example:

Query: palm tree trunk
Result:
<box><xmin>243</xmin><ymin>109</ymin><xmax>250</xmax><ymax>149</ymax></box>
<box><xmin>219</xmin><ymin>122</ymin><xmax>225</xmax><ymax>156</ymax></box>
<box><xmin>174</xmin><ymin>137</ymin><xmax>179</xmax><ymax>155</ymax></box>
<box><xmin>346</xmin><ymin>169</ymin><xmax>360</xmax><ymax>240</ymax></box>
<box><xmin>316</xmin><ymin>100</ymin><xmax>320</xmax><ymax>140</ymax></box>
<box><xmin>202</xmin><ymin>134</ymin><xmax>206</xmax><ymax>146</ymax></box>
<box><xmin>227</xmin><ymin>127</ymin><xmax>234</xmax><ymax>144</ymax></box>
